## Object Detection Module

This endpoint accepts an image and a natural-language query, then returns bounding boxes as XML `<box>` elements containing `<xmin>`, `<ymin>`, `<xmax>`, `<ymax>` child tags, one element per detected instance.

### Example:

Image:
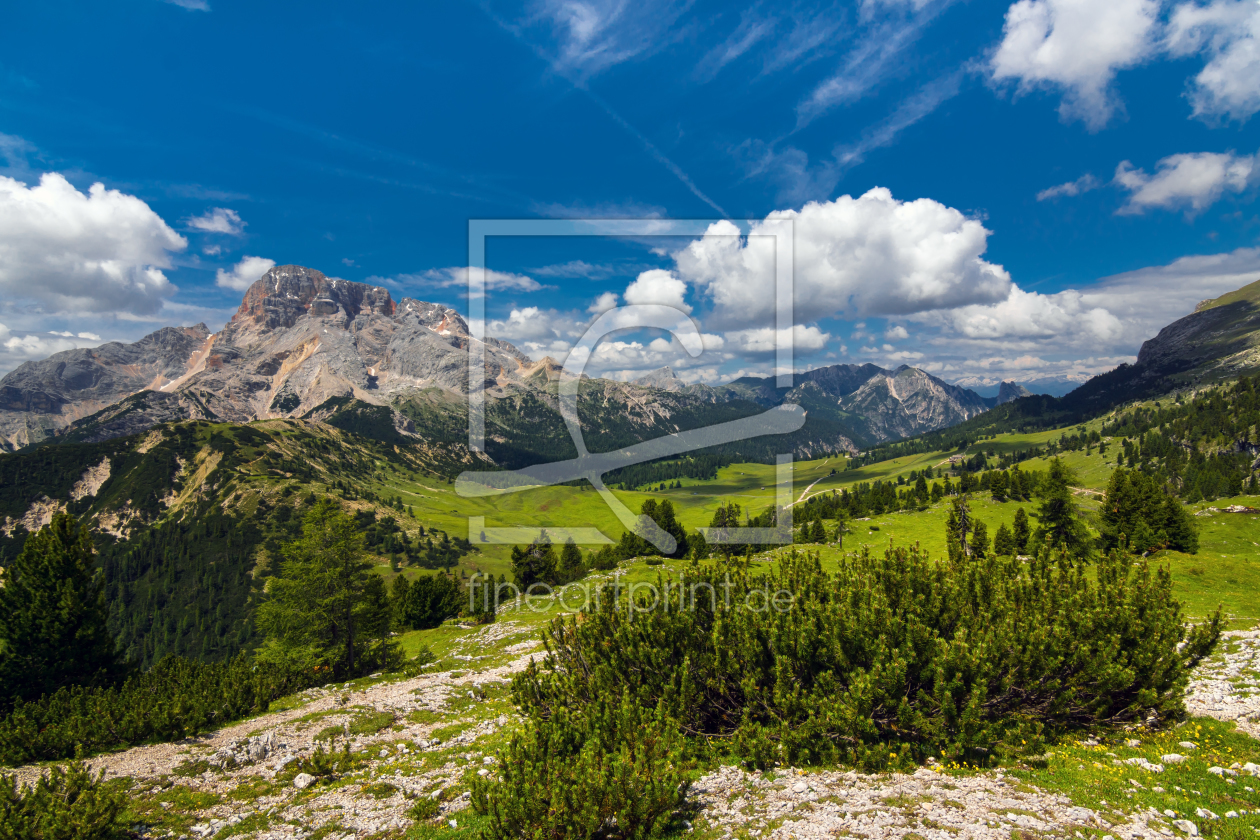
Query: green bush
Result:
<box><xmin>0</xmin><ymin>760</ymin><xmax>130</xmax><ymax>839</ymax></box>
<box><xmin>0</xmin><ymin>653</ymin><xmax>315</xmax><ymax>766</ymax></box>
<box><xmin>471</xmin><ymin>694</ymin><xmax>688</xmax><ymax>840</ymax></box>
<box><xmin>287</xmin><ymin>740</ymin><xmax>362</xmax><ymax>782</ymax></box>
<box><xmin>473</xmin><ymin>544</ymin><xmax>1218</xmax><ymax>839</ymax></box>
<box><xmin>408</xmin><ymin>796</ymin><xmax>441</xmax><ymax>821</ymax></box>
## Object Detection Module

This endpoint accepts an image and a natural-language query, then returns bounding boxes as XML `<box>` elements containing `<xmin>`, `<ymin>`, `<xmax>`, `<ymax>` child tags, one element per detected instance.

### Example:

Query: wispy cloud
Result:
<box><xmin>758</xmin><ymin>7</ymin><xmax>846</xmax><ymax>76</ymax></box>
<box><xmin>475</xmin><ymin>1</ymin><xmax>729</xmax><ymax>216</ymax></box>
<box><xmin>832</xmin><ymin>70</ymin><xmax>962</xmax><ymax>170</ymax></box>
<box><xmin>160</xmin><ymin>0</ymin><xmax>210</xmax><ymax>10</ymax></box>
<box><xmin>795</xmin><ymin>0</ymin><xmax>953</xmax><ymax>130</ymax></box>
<box><xmin>236</xmin><ymin>105</ymin><xmax>531</xmax><ymax>209</ymax></box>
<box><xmin>382</xmin><ymin>267</ymin><xmax>548</xmax><ymax>298</ymax></box>
<box><xmin>1115</xmin><ymin>149</ymin><xmax>1257</xmax><ymax>217</ymax></box>
<box><xmin>529</xmin><ymin>260</ymin><xmax>652</xmax><ymax>280</ymax></box>
<box><xmin>744</xmin><ymin>71</ymin><xmax>963</xmax><ymax>204</ymax></box>
<box><xmin>693</xmin><ymin>7</ymin><xmax>777</xmax><ymax>82</ymax></box>
<box><xmin>1036</xmin><ymin>173</ymin><xmax>1101</xmax><ymax>201</ymax></box>
<box><xmin>530</xmin><ymin>0</ymin><xmax>693</xmax><ymax>81</ymax></box>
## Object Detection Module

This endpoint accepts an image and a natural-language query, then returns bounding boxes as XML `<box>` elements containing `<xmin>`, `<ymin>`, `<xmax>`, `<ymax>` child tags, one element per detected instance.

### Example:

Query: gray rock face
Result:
<box><xmin>837</xmin><ymin>366</ymin><xmax>991</xmax><ymax>442</ymax></box>
<box><xmin>632</xmin><ymin>367</ymin><xmax>686</xmax><ymax>391</ymax></box>
<box><xmin>996</xmin><ymin>380</ymin><xmax>1032</xmax><ymax>404</ymax></box>
<box><xmin>0</xmin><ymin>266</ymin><xmax>528</xmax><ymax>449</ymax></box>
<box><xmin>0</xmin><ymin>324</ymin><xmax>213</xmax><ymax>450</ymax></box>
<box><xmin>0</xmin><ymin>265</ymin><xmax>997</xmax><ymax>454</ymax></box>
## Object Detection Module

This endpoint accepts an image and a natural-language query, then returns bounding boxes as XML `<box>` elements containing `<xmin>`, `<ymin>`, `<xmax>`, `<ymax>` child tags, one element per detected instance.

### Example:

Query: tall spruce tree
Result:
<box><xmin>1161</xmin><ymin>495</ymin><xmax>1199</xmax><ymax>553</ymax></box>
<box><xmin>707</xmin><ymin>502</ymin><xmax>742</xmax><ymax>558</ymax></box>
<box><xmin>0</xmin><ymin>514</ymin><xmax>125</xmax><ymax>707</ymax></box>
<box><xmin>1012</xmin><ymin>507</ymin><xmax>1031</xmax><ymax>554</ymax></box>
<box><xmin>638</xmin><ymin>499</ymin><xmax>688</xmax><ymax>558</ymax></box>
<box><xmin>256</xmin><ymin>500</ymin><xmax>398</xmax><ymax>678</ymax></box>
<box><xmin>993</xmin><ymin>522</ymin><xmax>1015</xmax><ymax>556</ymax></box>
<box><xmin>1101</xmin><ymin>467</ymin><xmax>1198</xmax><ymax>554</ymax></box>
<box><xmin>512</xmin><ymin>534</ymin><xmax>558</xmax><ymax>588</ymax></box>
<box><xmin>1034</xmin><ymin>458</ymin><xmax>1092</xmax><ymax>559</ymax></box>
<box><xmin>557</xmin><ymin>538</ymin><xmax>584</xmax><ymax>584</ymax></box>
<box><xmin>945</xmin><ymin>496</ymin><xmax>973</xmax><ymax>561</ymax></box>
<box><xmin>969</xmin><ymin>519</ymin><xmax>990</xmax><ymax>559</ymax></box>
<box><xmin>809</xmin><ymin>520</ymin><xmax>827</xmax><ymax>543</ymax></box>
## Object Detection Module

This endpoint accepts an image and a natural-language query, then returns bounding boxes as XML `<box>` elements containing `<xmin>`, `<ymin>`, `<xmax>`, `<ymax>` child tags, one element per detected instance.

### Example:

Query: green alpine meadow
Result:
<box><xmin>4</xmin><ymin>5</ymin><xmax>1260</xmax><ymax>836</ymax></box>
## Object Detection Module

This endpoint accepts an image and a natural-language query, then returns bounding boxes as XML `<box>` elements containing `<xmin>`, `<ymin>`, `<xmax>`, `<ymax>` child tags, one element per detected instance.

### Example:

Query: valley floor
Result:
<box><xmin>14</xmin><ymin>615</ymin><xmax>1259</xmax><ymax>840</ymax></box>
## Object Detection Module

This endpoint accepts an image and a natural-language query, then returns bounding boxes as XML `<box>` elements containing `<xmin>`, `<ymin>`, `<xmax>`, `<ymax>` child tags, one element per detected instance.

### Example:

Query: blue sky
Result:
<box><xmin>1</xmin><ymin>0</ymin><xmax>1258</xmax><ymax>391</ymax></box>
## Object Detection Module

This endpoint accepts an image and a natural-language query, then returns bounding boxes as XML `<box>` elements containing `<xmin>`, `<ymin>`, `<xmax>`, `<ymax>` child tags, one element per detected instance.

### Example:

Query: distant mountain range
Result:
<box><xmin>923</xmin><ymin>276</ymin><xmax>1260</xmax><ymax>442</ymax></box>
<box><xmin>0</xmin><ymin>265</ymin><xmax>1033</xmax><ymax>460</ymax></box>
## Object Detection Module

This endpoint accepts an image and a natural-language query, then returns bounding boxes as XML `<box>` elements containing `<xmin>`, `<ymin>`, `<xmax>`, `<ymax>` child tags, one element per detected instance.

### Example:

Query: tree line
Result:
<box><xmin>0</xmin><ymin>500</ymin><xmax>429</xmax><ymax>766</ymax></box>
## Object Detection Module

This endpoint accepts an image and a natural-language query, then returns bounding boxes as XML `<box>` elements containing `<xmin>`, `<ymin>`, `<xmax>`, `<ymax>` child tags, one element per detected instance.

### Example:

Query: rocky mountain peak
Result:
<box><xmin>229</xmin><ymin>265</ymin><xmax>396</xmax><ymax>338</ymax></box>
<box><xmin>396</xmin><ymin>299</ymin><xmax>469</xmax><ymax>337</ymax></box>
<box><xmin>996</xmin><ymin>380</ymin><xmax>1032</xmax><ymax>404</ymax></box>
<box><xmin>633</xmin><ymin>366</ymin><xmax>685</xmax><ymax>391</ymax></box>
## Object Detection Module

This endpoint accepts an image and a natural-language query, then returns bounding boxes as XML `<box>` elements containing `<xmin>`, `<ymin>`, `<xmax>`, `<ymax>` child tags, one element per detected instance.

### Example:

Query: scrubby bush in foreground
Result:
<box><xmin>473</xmin><ymin>543</ymin><xmax>1219</xmax><ymax>839</ymax></box>
<box><xmin>0</xmin><ymin>653</ymin><xmax>310</xmax><ymax>766</ymax></box>
<box><xmin>0</xmin><ymin>760</ymin><xmax>130</xmax><ymax>839</ymax></box>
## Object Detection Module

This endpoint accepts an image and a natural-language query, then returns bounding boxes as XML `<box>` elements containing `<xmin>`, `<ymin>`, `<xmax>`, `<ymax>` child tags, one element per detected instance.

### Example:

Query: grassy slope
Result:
<box><xmin>369</xmin><ymin>394</ymin><xmax>1256</xmax><ymax>620</ymax></box>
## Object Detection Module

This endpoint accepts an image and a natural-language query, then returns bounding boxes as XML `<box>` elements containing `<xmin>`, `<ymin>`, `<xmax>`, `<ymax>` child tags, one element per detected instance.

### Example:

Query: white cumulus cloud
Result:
<box><xmin>923</xmin><ymin>287</ymin><xmax>1125</xmax><ymax>343</ymax></box>
<box><xmin>1167</xmin><ymin>0</ymin><xmax>1260</xmax><ymax>123</ymax></box>
<box><xmin>215</xmin><ymin>256</ymin><xmax>276</xmax><ymax>291</ymax></box>
<box><xmin>484</xmin><ymin>306</ymin><xmax>578</xmax><ymax>344</ymax></box>
<box><xmin>187</xmin><ymin>207</ymin><xmax>245</xmax><ymax>235</ymax></box>
<box><xmin>0</xmin><ymin>173</ymin><xmax>187</xmax><ymax>316</ymax></box>
<box><xmin>588</xmin><ymin>291</ymin><xmax>619</xmax><ymax>313</ymax></box>
<box><xmin>0</xmin><ymin>324</ymin><xmax>106</xmax><ymax>370</ymax></box>
<box><xmin>914</xmin><ymin>246</ymin><xmax>1260</xmax><ymax>365</ymax></box>
<box><xmin>673</xmin><ymin>188</ymin><xmax>1011</xmax><ymax>327</ymax></box>
<box><xmin>623</xmin><ymin>269</ymin><xmax>691</xmax><ymax>312</ymax></box>
<box><xmin>724</xmin><ymin>324</ymin><xmax>831</xmax><ymax>353</ymax></box>
<box><xmin>1114</xmin><ymin>149</ymin><xmax>1256</xmax><ymax>215</ymax></box>
<box><xmin>989</xmin><ymin>0</ymin><xmax>1161</xmax><ymax>129</ymax></box>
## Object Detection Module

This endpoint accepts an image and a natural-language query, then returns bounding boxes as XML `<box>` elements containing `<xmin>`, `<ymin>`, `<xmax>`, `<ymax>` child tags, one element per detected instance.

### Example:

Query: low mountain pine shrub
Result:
<box><xmin>473</xmin><ymin>543</ymin><xmax>1219</xmax><ymax>839</ymax></box>
<box><xmin>0</xmin><ymin>653</ymin><xmax>315</xmax><ymax>765</ymax></box>
<box><xmin>0</xmin><ymin>760</ymin><xmax>130</xmax><ymax>839</ymax></box>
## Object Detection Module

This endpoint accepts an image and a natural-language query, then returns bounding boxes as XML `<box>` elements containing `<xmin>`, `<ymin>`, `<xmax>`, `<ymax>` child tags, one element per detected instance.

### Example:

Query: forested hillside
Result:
<box><xmin>0</xmin><ymin>419</ymin><xmax>479</xmax><ymax>667</ymax></box>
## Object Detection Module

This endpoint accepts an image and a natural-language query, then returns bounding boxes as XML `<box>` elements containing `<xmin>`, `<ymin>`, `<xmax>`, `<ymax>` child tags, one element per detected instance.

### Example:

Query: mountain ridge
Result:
<box><xmin>0</xmin><ymin>265</ymin><xmax>995</xmax><ymax>457</ymax></box>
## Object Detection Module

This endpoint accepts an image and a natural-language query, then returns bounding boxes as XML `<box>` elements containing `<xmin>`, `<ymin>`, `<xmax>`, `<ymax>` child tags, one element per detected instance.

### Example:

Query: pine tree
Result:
<box><xmin>1012</xmin><ymin>507</ymin><xmax>1030</xmax><ymax>554</ymax></box>
<box><xmin>639</xmin><ymin>500</ymin><xmax>688</xmax><ymax>558</ymax></box>
<box><xmin>1160</xmin><ymin>495</ymin><xmax>1199</xmax><ymax>554</ymax></box>
<box><xmin>512</xmin><ymin>535</ymin><xmax>558</xmax><ymax>588</ymax></box>
<box><xmin>1034</xmin><ymin>458</ymin><xmax>1091</xmax><ymax>559</ymax></box>
<box><xmin>400</xmin><ymin>573</ymin><xmax>463</xmax><ymax>629</ymax></box>
<box><xmin>256</xmin><ymin>500</ymin><xmax>399</xmax><ymax>678</ymax></box>
<box><xmin>707</xmin><ymin>502</ymin><xmax>742</xmax><ymax>558</ymax></box>
<box><xmin>989</xmin><ymin>471</ymin><xmax>1009</xmax><ymax>502</ymax></box>
<box><xmin>0</xmin><ymin>514</ymin><xmax>125</xmax><ymax>707</ymax></box>
<box><xmin>558</xmin><ymin>538</ymin><xmax>584</xmax><ymax>584</ymax></box>
<box><xmin>389</xmin><ymin>574</ymin><xmax>411</xmax><ymax>630</ymax></box>
<box><xmin>969</xmin><ymin>519</ymin><xmax>990</xmax><ymax>559</ymax></box>
<box><xmin>993</xmin><ymin>523</ymin><xmax>1015</xmax><ymax>556</ymax></box>
<box><xmin>945</xmin><ymin>496</ymin><xmax>973</xmax><ymax>561</ymax></box>
<box><xmin>810</xmin><ymin>520</ymin><xmax>827</xmax><ymax>543</ymax></box>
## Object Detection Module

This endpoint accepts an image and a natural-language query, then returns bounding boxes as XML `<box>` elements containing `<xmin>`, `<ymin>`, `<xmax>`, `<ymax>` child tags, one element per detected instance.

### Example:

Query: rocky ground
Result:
<box><xmin>1186</xmin><ymin>629</ymin><xmax>1260</xmax><ymax>739</ymax></box>
<box><xmin>8</xmin><ymin>625</ymin><xmax>1260</xmax><ymax>840</ymax></box>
